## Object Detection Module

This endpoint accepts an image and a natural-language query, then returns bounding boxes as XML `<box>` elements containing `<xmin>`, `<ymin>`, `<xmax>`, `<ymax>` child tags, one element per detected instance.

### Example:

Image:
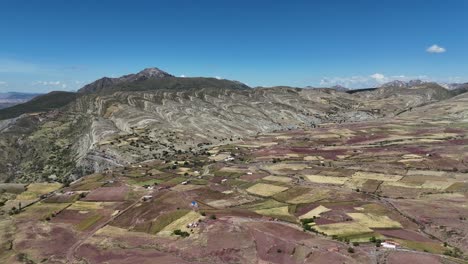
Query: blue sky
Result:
<box><xmin>0</xmin><ymin>0</ymin><xmax>467</xmax><ymax>92</ymax></box>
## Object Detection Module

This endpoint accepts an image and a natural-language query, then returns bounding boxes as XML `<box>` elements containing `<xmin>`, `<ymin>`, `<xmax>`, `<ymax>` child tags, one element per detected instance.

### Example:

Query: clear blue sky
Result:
<box><xmin>1</xmin><ymin>0</ymin><xmax>467</xmax><ymax>92</ymax></box>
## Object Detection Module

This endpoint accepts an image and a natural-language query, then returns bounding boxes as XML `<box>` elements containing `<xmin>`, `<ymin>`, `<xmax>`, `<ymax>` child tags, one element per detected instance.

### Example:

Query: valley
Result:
<box><xmin>0</xmin><ymin>69</ymin><xmax>467</xmax><ymax>263</ymax></box>
<box><xmin>1</xmin><ymin>88</ymin><xmax>467</xmax><ymax>263</ymax></box>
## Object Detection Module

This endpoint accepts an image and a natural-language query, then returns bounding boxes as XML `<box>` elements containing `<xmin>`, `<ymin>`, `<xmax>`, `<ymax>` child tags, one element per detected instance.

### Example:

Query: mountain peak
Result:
<box><xmin>78</xmin><ymin>67</ymin><xmax>173</xmax><ymax>93</ymax></box>
<box><xmin>136</xmin><ymin>67</ymin><xmax>173</xmax><ymax>78</ymax></box>
<box><xmin>380</xmin><ymin>79</ymin><xmax>428</xmax><ymax>88</ymax></box>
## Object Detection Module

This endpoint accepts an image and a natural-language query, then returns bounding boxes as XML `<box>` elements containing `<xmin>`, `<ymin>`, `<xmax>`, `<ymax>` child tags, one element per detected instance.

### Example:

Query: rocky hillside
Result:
<box><xmin>0</xmin><ymin>68</ymin><xmax>464</xmax><ymax>184</ymax></box>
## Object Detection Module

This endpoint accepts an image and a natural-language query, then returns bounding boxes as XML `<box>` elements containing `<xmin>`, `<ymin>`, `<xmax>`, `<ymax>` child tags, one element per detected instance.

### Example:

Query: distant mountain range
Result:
<box><xmin>0</xmin><ymin>92</ymin><xmax>42</xmax><ymax>109</ymax></box>
<box><xmin>0</xmin><ymin>67</ymin><xmax>468</xmax><ymax>183</ymax></box>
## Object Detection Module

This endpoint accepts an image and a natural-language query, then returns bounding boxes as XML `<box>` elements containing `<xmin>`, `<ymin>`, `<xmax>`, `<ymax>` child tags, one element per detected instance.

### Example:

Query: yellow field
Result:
<box><xmin>303</xmin><ymin>156</ymin><xmax>324</xmax><ymax>161</ymax></box>
<box><xmin>16</xmin><ymin>182</ymin><xmax>63</xmax><ymax>201</ymax></box>
<box><xmin>16</xmin><ymin>202</ymin><xmax>70</xmax><ymax>220</ymax></box>
<box><xmin>381</xmin><ymin>181</ymin><xmax>423</xmax><ymax>189</ymax></box>
<box><xmin>299</xmin><ymin>205</ymin><xmax>331</xmax><ymax>219</ymax></box>
<box><xmin>315</xmin><ymin>222</ymin><xmax>373</xmax><ymax>236</ymax></box>
<box><xmin>315</xmin><ymin>212</ymin><xmax>401</xmax><ymax>237</ymax></box>
<box><xmin>159</xmin><ymin>211</ymin><xmax>204</xmax><ymax>236</ymax></box>
<box><xmin>255</xmin><ymin>206</ymin><xmax>291</xmax><ymax>217</ymax></box>
<box><xmin>263</xmin><ymin>175</ymin><xmax>292</xmax><ymax>183</ymax></box>
<box><xmin>286</xmin><ymin>190</ymin><xmax>329</xmax><ymax>204</ymax></box>
<box><xmin>238</xmin><ymin>142</ymin><xmax>278</xmax><ymax>148</ymax></box>
<box><xmin>305</xmin><ymin>175</ymin><xmax>348</xmax><ymax>185</ymax></box>
<box><xmin>246</xmin><ymin>183</ymin><xmax>288</xmax><ymax>197</ymax></box>
<box><xmin>264</xmin><ymin>163</ymin><xmax>309</xmax><ymax>174</ymax></box>
<box><xmin>68</xmin><ymin>201</ymin><xmax>115</xmax><ymax>211</ymax></box>
<box><xmin>421</xmin><ymin>180</ymin><xmax>455</xmax><ymax>190</ymax></box>
<box><xmin>347</xmin><ymin>213</ymin><xmax>402</xmax><ymax>228</ymax></box>
<box><xmin>352</xmin><ymin>172</ymin><xmax>403</xmax><ymax>182</ymax></box>
<box><xmin>343</xmin><ymin>178</ymin><xmax>367</xmax><ymax>189</ymax></box>
<box><xmin>405</xmin><ymin>170</ymin><xmax>448</xmax><ymax>177</ymax></box>
<box><xmin>171</xmin><ymin>184</ymin><xmax>204</xmax><ymax>192</ymax></box>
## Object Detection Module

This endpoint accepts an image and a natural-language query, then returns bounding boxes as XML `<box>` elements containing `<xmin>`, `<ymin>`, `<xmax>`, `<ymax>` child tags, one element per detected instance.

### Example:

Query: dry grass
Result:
<box><xmin>315</xmin><ymin>222</ymin><xmax>373</xmax><ymax>236</ymax></box>
<box><xmin>303</xmin><ymin>156</ymin><xmax>324</xmax><ymax>161</ymax></box>
<box><xmin>255</xmin><ymin>206</ymin><xmax>291</xmax><ymax>217</ymax></box>
<box><xmin>68</xmin><ymin>201</ymin><xmax>115</xmax><ymax>211</ymax></box>
<box><xmin>299</xmin><ymin>205</ymin><xmax>331</xmax><ymax>219</ymax></box>
<box><xmin>352</xmin><ymin>172</ymin><xmax>403</xmax><ymax>182</ymax></box>
<box><xmin>305</xmin><ymin>175</ymin><xmax>348</xmax><ymax>185</ymax></box>
<box><xmin>246</xmin><ymin>183</ymin><xmax>288</xmax><ymax>197</ymax></box>
<box><xmin>347</xmin><ymin>213</ymin><xmax>402</xmax><ymax>229</ymax></box>
<box><xmin>76</xmin><ymin>214</ymin><xmax>103</xmax><ymax>231</ymax></box>
<box><xmin>286</xmin><ymin>190</ymin><xmax>330</xmax><ymax>204</ymax></box>
<box><xmin>421</xmin><ymin>180</ymin><xmax>455</xmax><ymax>190</ymax></box>
<box><xmin>16</xmin><ymin>183</ymin><xmax>62</xmax><ymax>201</ymax></box>
<box><xmin>159</xmin><ymin>211</ymin><xmax>204</xmax><ymax>236</ymax></box>
<box><xmin>262</xmin><ymin>175</ymin><xmax>292</xmax><ymax>183</ymax></box>
<box><xmin>264</xmin><ymin>163</ymin><xmax>309</xmax><ymax>174</ymax></box>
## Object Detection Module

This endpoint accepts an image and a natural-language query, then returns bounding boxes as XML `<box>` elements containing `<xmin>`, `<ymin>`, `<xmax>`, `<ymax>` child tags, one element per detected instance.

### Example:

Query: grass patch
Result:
<box><xmin>159</xmin><ymin>211</ymin><xmax>204</xmax><ymax>235</ymax></box>
<box><xmin>246</xmin><ymin>183</ymin><xmax>288</xmax><ymax>197</ymax></box>
<box><xmin>68</xmin><ymin>201</ymin><xmax>113</xmax><ymax>211</ymax></box>
<box><xmin>16</xmin><ymin>202</ymin><xmax>70</xmax><ymax>220</ymax></box>
<box><xmin>347</xmin><ymin>213</ymin><xmax>402</xmax><ymax>229</ymax></box>
<box><xmin>299</xmin><ymin>205</ymin><xmax>331</xmax><ymax>219</ymax></box>
<box><xmin>286</xmin><ymin>189</ymin><xmax>330</xmax><ymax>204</ymax></box>
<box><xmin>262</xmin><ymin>175</ymin><xmax>292</xmax><ymax>183</ymax></box>
<box><xmin>305</xmin><ymin>175</ymin><xmax>348</xmax><ymax>185</ymax></box>
<box><xmin>76</xmin><ymin>214</ymin><xmax>103</xmax><ymax>231</ymax></box>
<box><xmin>149</xmin><ymin>210</ymin><xmax>190</xmax><ymax>234</ymax></box>
<box><xmin>128</xmin><ymin>178</ymin><xmax>163</xmax><ymax>187</ymax></box>
<box><xmin>16</xmin><ymin>183</ymin><xmax>62</xmax><ymax>200</ymax></box>
<box><xmin>397</xmin><ymin>240</ymin><xmax>445</xmax><ymax>254</ymax></box>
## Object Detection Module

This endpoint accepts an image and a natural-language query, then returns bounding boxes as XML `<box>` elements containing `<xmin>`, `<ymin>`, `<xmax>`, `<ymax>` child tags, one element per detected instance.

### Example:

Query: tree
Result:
<box><xmin>347</xmin><ymin>247</ymin><xmax>355</xmax><ymax>253</ymax></box>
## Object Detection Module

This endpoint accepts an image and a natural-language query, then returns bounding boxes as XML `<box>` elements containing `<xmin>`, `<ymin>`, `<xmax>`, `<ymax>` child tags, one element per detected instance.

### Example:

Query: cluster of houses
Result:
<box><xmin>186</xmin><ymin>221</ymin><xmax>200</xmax><ymax>229</ymax></box>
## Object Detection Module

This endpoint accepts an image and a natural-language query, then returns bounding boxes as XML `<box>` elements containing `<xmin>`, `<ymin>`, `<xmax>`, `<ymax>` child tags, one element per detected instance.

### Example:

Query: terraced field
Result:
<box><xmin>0</xmin><ymin>87</ymin><xmax>467</xmax><ymax>263</ymax></box>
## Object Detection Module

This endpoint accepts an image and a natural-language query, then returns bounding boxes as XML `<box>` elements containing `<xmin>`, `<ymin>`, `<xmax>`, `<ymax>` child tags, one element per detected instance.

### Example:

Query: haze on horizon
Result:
<box><xmin>0</xmin><ymin>0</ymin><xmax>467</xmax><ymax>93</ymax></box>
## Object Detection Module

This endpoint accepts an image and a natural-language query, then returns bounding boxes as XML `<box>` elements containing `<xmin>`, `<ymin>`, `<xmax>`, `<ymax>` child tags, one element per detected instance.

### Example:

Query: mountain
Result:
<box><xmin>0</xmin><ymin>69</ymin><xmax>464</xmax><ymax>184</ymax></box>
<box><xmin>380</xmin><ymin>79</ymin><xmax>428</xmax><ymax>88</ymax></box>
<box><xmin>78</xmin><ymin>67</ymin><xmax>173</xmax><ymax>93</ymax></box>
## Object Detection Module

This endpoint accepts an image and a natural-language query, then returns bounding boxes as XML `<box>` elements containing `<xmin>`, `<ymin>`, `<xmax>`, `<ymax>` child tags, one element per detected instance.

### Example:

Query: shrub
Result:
<box><xmin>347</xmin><ymin>247</ymin><xmax>355</xmax><ymax>253</ymax></box>
<box><xmin>173</xmin><ymin>229</ymin><xmax>190</xmax><ymax>238</ymax></box>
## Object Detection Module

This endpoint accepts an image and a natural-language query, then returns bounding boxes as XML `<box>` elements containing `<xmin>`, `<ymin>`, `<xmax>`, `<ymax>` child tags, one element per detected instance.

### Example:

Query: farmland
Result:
<box><xmin>0</xmin><ymin>112</ymin><xmax>467</xmax><ymax>263</ymax></box>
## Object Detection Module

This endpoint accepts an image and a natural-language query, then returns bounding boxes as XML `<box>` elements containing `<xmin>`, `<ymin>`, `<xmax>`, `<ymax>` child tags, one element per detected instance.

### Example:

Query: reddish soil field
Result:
<box><xmin>76</xmin><ymin>244</ymin><xmax>201</xmax><ymax>264</ymax></box>
<box><xmin>51</xmin><ymin>209</ymin><xmax>94</xmax><ymax>225</ymax></box>
<box><xmin>374</xmin><ymin>228</ymin><xmax>433</xmax><ymax>242</ymax></box>
<box><xmin>83</xmin><ymin>186</ymin><xmax>128</xmax><ymax>201</ymax></box>
<box><xmin>386</xmin><ymin>251</ymin><xmax>446</xmax><ymax>264</ymax></box>
<box><xmin>43</xmin><ymin>193</ymin><xmax>78</xmax><ymax>203</ymax></box>
<box><xmin>14</xmin><ymin>222</ymin><xmax>78</xmax><ymax>260</ymax></box>
<box><xmin>239</xmin><ymin>173</ymin><xmax>266</xmax><ymax>181</ymax></box>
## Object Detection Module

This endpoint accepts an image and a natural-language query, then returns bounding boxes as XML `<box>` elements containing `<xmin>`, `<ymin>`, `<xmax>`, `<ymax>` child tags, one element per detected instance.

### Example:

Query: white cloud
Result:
<box><xmin>370</xmin><ymin>73</ymin><xmax>388</xmax><ymax>83</ymax></box>
<box><xmin>32</xmin><ymin>81</ymin><xmax>72</xmax><ymax>89</ymax></box>
<box><xmin>215</xmin><ymin>76</ymin><xmax>222</xmax><ymax>80</ymax></box>
<box><xmin>180</xmin><ymin>74</ymin><xmax>186</xmax><ymax>78</ymax></box>
<box><xmin>426</xmin><ymin>44</ymin><xmax>446</xmax><ymax>53</ymax></box>
<box><xmin>0</xmin><ymin>81</ymin><xmax>7</xmax><ymax>86</ymax></box>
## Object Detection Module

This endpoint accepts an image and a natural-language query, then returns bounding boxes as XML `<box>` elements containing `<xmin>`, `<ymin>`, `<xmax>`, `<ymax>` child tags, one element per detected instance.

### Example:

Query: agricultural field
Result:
<box><xmin>0</xmin><ymin>115</ymin><xmax>467</xmax><ymax>263</ymax></box>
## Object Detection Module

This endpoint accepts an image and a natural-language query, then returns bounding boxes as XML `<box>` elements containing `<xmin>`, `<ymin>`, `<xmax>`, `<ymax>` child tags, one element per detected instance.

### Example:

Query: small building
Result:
<box><xmin>381</xmin><ymin>241</ymin><xmax>399</xmax><ymax>249</ymax></box>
